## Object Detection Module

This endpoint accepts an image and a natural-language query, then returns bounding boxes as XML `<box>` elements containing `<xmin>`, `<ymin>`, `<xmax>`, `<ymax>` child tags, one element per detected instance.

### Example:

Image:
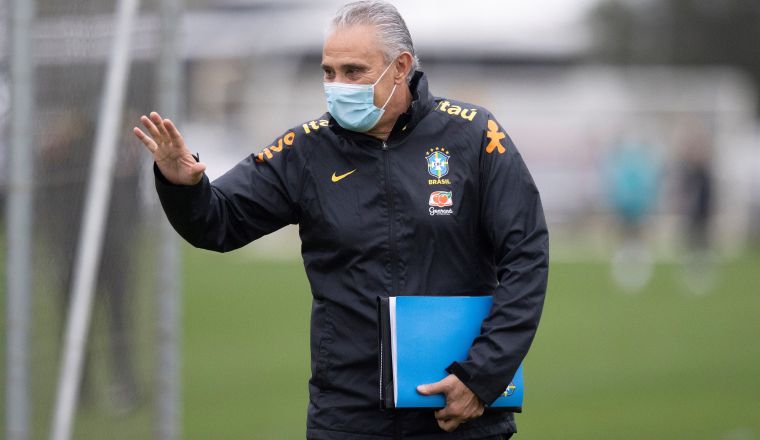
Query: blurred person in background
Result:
<box><xmin>676</xmin><ymin>119</ymin><xmax>716</xmax><ymax>294</ymax></box>
<box><xmin>37</xmin><ymin>108</ymin><xmax>141</xmax><ymax>412</ymax></box>
<box><xmin>133</xmin><ymin>1</ymin><xmax>548</xmax><ymax>438</ymax></box>
<box><xmin>604</xmin><ymin>133</ymin><xmax>661</xmax><ymax>292</ymax></box>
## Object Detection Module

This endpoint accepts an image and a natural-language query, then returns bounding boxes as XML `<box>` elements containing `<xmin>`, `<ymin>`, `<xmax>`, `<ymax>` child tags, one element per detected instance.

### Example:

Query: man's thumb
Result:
<box><xmin>185</xmin><ymin>162</ymin><xmax>207</xmax><ymax>185</ymax></box>
<box><xmin>417</xmin><ymin>381</ymin><xmax>445</xmax><ymax>396</ymax></box>
<box><xmin>193</xmin><ymin>162</ymin><xmax>207</xmax><ymax>175</ymax></box>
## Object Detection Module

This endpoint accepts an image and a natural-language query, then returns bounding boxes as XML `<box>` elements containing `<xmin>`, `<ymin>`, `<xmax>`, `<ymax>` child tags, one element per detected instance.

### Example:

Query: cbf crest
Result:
<box><xmin>425</xmin><ymin>147</ymin><xmax>451</xmax><ymax>179</ymax></box>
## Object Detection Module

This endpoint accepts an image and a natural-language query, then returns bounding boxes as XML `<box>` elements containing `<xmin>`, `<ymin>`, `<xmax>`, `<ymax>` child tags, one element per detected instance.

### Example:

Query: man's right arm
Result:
<box><xmin>135</xmin><ymin>112</ymin><xmax>301</xmax><ymax>253</ymax></box>
<box><xmin>154</xmin><ymin>151</ymin><xmax>300</xmax><ymax>252</ymax></box>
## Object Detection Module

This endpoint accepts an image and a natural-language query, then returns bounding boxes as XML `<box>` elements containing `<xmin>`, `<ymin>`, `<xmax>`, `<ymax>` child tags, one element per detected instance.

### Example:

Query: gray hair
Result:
<box><xmin>330</xmin><ymin>1</ymin><xmax>420</xmax><ymax>82</ymax></box>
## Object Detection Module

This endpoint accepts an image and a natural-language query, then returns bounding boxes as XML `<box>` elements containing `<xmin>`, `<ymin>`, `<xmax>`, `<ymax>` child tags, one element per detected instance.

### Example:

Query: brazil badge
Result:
<box><xmin>425</xmin><ymin>149</ymin><xmax>450</xmax><ymax>179</ymax></box>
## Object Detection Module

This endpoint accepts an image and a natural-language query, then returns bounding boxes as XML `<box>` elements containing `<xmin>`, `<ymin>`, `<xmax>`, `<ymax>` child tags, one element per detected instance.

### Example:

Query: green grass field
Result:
<box><xmin>1</xmin><ymin>244</ymin><xmax>758</xmax><ymax>439</ymax></box>
<box><xmin>181</xmin><ymin>249</ymin><xmax>760</xmax><ymax>440</ymax></box>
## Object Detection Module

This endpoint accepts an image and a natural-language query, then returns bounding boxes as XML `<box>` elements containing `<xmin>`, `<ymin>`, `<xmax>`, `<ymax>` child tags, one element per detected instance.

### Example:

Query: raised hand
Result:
<box><xmin>133</xmin><ymin>111</ymin><xmax>206</xmax><ymax>185</ymax></box>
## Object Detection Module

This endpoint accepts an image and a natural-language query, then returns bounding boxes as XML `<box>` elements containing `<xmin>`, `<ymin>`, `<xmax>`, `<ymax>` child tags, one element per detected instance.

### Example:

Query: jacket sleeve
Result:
<box><xmin>154</xmin><ymin>131</ymin><xmax>303</xmax><ymax>253</ymax></box>
<box><xmin>446</xmin><ymin>115</ymin><xmax>549</xmax><ymax>405</ymax></box>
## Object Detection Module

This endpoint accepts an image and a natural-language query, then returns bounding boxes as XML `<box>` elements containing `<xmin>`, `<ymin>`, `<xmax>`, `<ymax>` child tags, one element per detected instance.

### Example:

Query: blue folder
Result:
<box><xmin>378</xmin><ymin>295</ymin><xmax>523</xmax><ymax>411</ymax></box>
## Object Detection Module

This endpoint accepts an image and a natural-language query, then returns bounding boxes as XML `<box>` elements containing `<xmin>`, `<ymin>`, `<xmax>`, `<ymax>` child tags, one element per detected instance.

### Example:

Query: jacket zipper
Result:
<box><xmin>384</xmin><ymin>140</ymin><xmax>401</xmax><ymax>439</ymax></box>
<box><xmin>382</xmin><ymin>141</ymin><xmax>399</xmax><ymax>296</ymax></box>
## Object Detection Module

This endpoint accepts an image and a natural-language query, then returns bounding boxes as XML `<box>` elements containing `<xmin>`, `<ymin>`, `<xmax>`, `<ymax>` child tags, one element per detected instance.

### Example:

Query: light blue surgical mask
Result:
<box><xmin>324</xmin><ymin>62</ymin><xmax>398</xmax><ymax>133</ymax></box>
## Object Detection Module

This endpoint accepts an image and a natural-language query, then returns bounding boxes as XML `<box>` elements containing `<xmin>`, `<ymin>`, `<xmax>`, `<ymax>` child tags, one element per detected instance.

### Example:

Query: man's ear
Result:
<box><xmin>394</xmin><ymin>52</ymin><xmax>414</xmax><ymax>84</ymax></box>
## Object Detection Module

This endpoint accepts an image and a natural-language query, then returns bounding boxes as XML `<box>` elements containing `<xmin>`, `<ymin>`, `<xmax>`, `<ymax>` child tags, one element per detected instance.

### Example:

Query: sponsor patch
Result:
<box><xmin>485</xmin><ymin>120</ymin><xmax>506</xmax><ymax>155</ymax></box>
<box><xmin>255</xmin><ymin>131</ymin><xmax>296</xmax><ymax>163</ymax></box>
<box><xmin>429</xmin><ymin>191</ymin><xmax>454</xmax><ymax>216</ymax></box>
<box><xmin>435</xmin><ymin>100</ymin><xmax>477</xmax><ymax>121</ymax></box>
<box><xmin>429</xmin><ymin>207</ymin><xmax>454</xmax><ymax>216</ymax></box>
<box><xmin>429</xmin><ymin>191</ymin><xmax>453</xmax><ymax>208</ymax></box>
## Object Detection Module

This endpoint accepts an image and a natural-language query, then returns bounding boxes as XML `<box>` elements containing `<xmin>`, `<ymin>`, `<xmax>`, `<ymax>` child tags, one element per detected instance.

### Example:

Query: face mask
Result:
<box><xmin>324</xmin><ymin>62</ymin><xmax>398</xmax><ymax>133</ymax></box>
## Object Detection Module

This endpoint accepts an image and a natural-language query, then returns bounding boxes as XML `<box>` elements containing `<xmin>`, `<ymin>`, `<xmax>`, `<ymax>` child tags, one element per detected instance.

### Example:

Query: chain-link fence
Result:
<box><xmin>2</xmin><ymin>1</ymin><xmax>181</xmax><ymax>439</ymax></box>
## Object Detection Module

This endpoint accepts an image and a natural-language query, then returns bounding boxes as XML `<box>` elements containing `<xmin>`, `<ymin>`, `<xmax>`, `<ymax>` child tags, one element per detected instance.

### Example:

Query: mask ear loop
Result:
<box><xmin>380</xmin><ymin>83</ymin><xmax>397</xmax><ymax>110</ymax></box>
<box><xmin>373</xmin><ymin>61</ymin><xmax>396</xmax><ymax>86</ymax></box>
<box><xmin>375</xmin><ymin>61</ymin><xmax>399</xmax><ymax>110</ymax></box>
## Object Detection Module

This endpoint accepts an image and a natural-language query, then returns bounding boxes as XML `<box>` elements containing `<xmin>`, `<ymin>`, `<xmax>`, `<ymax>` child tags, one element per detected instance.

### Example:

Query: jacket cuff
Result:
<box><xmin>446</xmin><ymin>361</ymin><xmax>500</xmax><ymax>405</ymax></box>
<box><xmin>153</xmin><ymin>162</ymin><xmax>209</xmax><ymax>213</ymax></box>
<box><xmin>153</xmin><ymin>162</ymin><xmax>205</xmax><ymax>190</ymax></box>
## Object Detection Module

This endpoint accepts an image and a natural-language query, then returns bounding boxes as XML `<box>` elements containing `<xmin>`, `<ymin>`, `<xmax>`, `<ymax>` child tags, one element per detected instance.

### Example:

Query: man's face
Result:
<box><xmin>322</xmin><ymin>24</ymin><xmax>397</xmax><ymax>109</ymax></box>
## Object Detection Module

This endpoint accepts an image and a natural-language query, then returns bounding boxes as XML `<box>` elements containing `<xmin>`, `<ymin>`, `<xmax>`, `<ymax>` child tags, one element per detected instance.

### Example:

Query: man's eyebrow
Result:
<box><xmin>341</xmin><ymin>63</ymin><xmax>368</xmax><ymax>71</ymax></box>
<box><xmin>322</xmin><ymin>62</ymin><xmax>369</xmax><ymax>71</ymax></box>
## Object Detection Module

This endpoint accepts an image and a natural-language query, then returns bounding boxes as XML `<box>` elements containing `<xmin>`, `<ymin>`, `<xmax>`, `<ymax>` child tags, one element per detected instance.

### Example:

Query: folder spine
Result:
<box><xmin>377</xmin><ymin>296</ymin><xmax>394</xmax><ymax>409</ymax></box>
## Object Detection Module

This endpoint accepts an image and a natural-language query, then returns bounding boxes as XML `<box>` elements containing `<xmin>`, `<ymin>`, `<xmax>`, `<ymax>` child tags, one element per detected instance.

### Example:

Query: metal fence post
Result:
<box><xmin>156</xmin><ymin>0</ymin><xmax>184</xmax><ymax>438</ymax></box>
<box><xmin>5</xmin><ymin>0</ymin><xmax>35</xmax><ymax>439</ymax></box>
<box><xmin>49</xmin><ymin>0</ymin><xmax>141</xmax><ymax>438</ymax></box>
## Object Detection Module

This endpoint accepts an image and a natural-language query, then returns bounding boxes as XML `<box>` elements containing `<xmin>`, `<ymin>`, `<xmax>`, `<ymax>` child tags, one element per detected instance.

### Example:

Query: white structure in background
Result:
<box><xmin>11</xmin><ymin>1</ymin><xmax>757</xmax><ymax>262</ymax></box>
<box><xmin>176</xmin><ymin>3</ymin><xmax>759</xmax><ymax>260</ymax></box>
<box><xmin>196</xmin><ymin>62</ymin><xmax>759</xmax><ymax>261</ymax></box>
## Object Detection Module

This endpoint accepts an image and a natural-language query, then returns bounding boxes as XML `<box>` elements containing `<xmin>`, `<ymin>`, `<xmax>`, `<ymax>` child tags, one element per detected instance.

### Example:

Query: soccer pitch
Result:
<box><xmin>182</xmin><ymin>249</ymin><xmax>760</xmax><ymax>440</ymax></box>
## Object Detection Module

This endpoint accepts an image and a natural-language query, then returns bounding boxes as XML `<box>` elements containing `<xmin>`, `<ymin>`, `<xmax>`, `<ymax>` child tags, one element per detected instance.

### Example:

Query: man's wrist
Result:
<box><xmin>153</xmin><ymin>162</ymin><xmax>205</xmax><ymax>188</ymax></box>
<box><xmin>445</xmin><ymin>362</ymin><xmax>487</xmax><ymax>405</ymax></box>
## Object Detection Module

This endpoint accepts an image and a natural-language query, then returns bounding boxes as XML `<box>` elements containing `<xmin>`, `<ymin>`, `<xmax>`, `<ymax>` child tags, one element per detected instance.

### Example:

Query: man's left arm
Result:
<box><xmin>419</xmin><ymin>116</ymin><xmax>549</xmax><ymax>431</ymax></box>
<box><xmin>450</xmin><ymin>116</ymin><xmax>549</xmax><ymax>403</ymax></box>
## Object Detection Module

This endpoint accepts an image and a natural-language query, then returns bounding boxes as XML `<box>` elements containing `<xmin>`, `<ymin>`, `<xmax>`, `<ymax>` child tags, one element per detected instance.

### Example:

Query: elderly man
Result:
<box><xmin>134</xmin><ymin>1</ymin><xmax>548</xmax><ymax>438</ymax></box>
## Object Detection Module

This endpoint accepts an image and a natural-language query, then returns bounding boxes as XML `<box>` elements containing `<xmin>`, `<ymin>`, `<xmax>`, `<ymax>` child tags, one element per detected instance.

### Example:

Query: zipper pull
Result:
<box><xmin>382</xmin><ymin>142</ymin><xmax>388</xmax><ymax>151</ymax></box>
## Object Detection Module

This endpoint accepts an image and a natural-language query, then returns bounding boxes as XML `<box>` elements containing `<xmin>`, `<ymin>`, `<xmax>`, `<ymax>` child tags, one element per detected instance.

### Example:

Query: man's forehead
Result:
<box><xmin>322</xmin><ymin>24</ymin><xmax>385</xmax><ymax>66</ymax></box>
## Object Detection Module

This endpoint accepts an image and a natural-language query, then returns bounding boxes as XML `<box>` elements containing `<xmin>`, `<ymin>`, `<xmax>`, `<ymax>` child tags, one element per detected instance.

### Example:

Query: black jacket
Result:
<box><xmin>155</xmin><ymin>72</ymin><xmax>548</xmax><ymax>439</ymax></box>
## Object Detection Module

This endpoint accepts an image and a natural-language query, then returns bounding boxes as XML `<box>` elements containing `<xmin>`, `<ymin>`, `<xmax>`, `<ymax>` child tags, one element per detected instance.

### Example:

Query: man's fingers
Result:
<box><xmin>434</xmin><ymin>407</ymin><xmax>452</xmax><ymax>421</ymax></box>
<box><xmin>150</xmin><ymin>111</ymin><xmax>164</xmax><ymax>124</ymax></box>
<box><xmin>475</xmin><ymin>406</ymin><xmax>484</xmax><ymax>418</ymax></box>
<box><xmin>429</xmin><ymin>373</ymin><xmax>485</xmax><ymax>433</ymax></box>
<box><xmin>150</xmin><ymin>111</ymin><xmax>171</xmax><ymax>140</ymax></box>
<box><xmin>133</xmin><ymin>127</ymin><xmax>158</xmax><ymax>153</ymax></box>
<box><xmin>141</xmin><ymin>115</ymin><xmax>163</xmax><ymax>142</ymax></box>
<box><xmin>436</xmin><ymin>404</ymin><xmax>482</xmax><ymax>423</ymax></box>
<box><xmin>417</xmin><ymin>379</ymin><xmax>450</xmax><ymax>396</ymax></box>
<box><xmin>435</xmin><ymin>405</ymin><xmax>467</xmax><ymax>432</ymax></box>
<box><xmin>163</xmin><ymin>118</ymin><xmax>186</xmax><ymax>149</ymax></box>
<box><xmin>436</xmin><ymin>418</ymin><xmax>461</xmax><ymax>433</ymax></box>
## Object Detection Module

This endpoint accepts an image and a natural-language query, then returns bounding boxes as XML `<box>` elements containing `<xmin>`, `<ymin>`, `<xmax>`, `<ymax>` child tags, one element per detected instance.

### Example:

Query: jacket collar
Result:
<box><xmin>394</xmin><ymin>70</ymin><xmax>435</xmax><ymax>135</ymax></box>
<box><xmin>328</xmin><ymin>70</ymin><xmax>436</xmax><ymax>146</ymax></box>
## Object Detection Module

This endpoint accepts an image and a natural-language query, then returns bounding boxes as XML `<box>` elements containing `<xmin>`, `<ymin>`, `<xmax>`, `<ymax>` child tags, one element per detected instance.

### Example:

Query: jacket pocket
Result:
<box><xmin>311</xmin><ymin>298</ymin><xmax>335</xmax><ymax>389</ymax></box>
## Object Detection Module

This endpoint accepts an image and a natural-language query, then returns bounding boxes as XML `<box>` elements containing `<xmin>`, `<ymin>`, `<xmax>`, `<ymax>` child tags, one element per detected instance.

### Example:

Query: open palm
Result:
<box><xmin>133</xmin><ymin>111</ymin><xmax>206</xmax><ymax>185</ymax></box>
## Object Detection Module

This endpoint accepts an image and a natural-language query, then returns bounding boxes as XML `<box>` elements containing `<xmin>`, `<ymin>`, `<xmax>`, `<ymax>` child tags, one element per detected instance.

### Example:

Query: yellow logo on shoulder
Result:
<box><xmin>303</xmin><ymin>119</ymin><xmax>329</xmax><ymax>134</ymax></box>
<box><xmin>255</xmin><ymin>131</ymin><xmax>296</xmax><ymax>163</ymax></box>
<box><xmin>436</xmin><ymin>100</ymin><xmax>477</xmax><ymax>121</ymax></box>
<box><xmin>485</xmin><ymin>120</ymin><xmax>506</xmax><ymax>155</ymax></box>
